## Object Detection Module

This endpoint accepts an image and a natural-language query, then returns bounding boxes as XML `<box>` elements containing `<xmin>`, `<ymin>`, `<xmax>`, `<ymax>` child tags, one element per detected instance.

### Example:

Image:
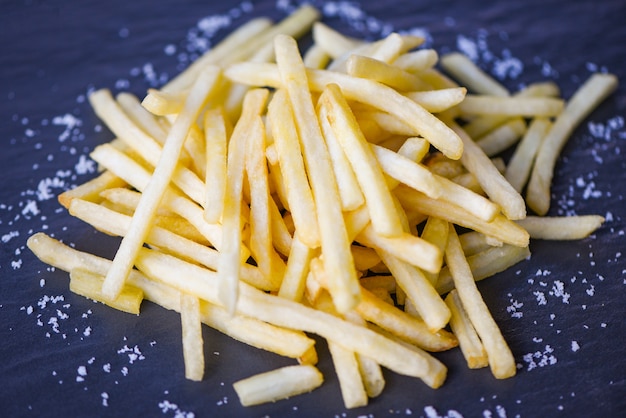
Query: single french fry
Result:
<box><xmin>328</xmin><ymin>339</ymin><xmax>369</xmax><ymax>408</ymax></box>
<box><xmin>69</xmin><ymin>269</ymin><xmax>143</xmax><ymax>315</ymax></box>
<box><xmin>527</xmin><ymin>73</ymin><xmax>618</xmax><ymax>215</ymax></box>
<box><xmin>233</xmin><ymin>365</ymin><xmax>324</xmax><ymax>407</ymax></box>
<box><xmin>275</xmin><ymin>34</ymin><xmax>359</xmax><ymax>313</ymax></box>
<box><xmin>312</xmin><ymin>21</ymin><xmax>363</xmax><ymax>59</ymax></box>
<box><xmin>516</xmin><ymin>215</ymin><xmax>605</xmax><ymax>240</ymax></box>
<box><xmin>180</xmin><ymin>293</ymin><xmax>205</xmax><ymax>381</ymax></box>
<box><xmin>268</xmin><ymin>89</ymin><xmax>320</xmax><ymax>247</ymax></box>
<box><xmin>444</xmin><ymin>226</ymin><xmax>516</xmax><ymax>379</ymax></box>
<box><xmin>404</xmin><ymin>87</ymin><xmax>467</xmax><ymax>113</ymax></box>
<box><xmin>420</xmin><ymin>216</ymin><xmax>449</xmax><ymax>285</ymax></box>
<box><xmin>203</xmin><ymin>107</ymin><xmax>229</xmax><ymax>223</ymax></box>
<box><xmin>440</xmin><ymin>52</ymin><xmax>509</xmax><ymax>97</ymax></box>
<box><xmin>459</xmin><ymin>95</ymin><xmax>564</xmax><ymax>117</ymax></box>
<box><xmin>100</xmin><ymin>67</ymin><xmax>222</xmax><ymax>300</ymax></box>
<box><xmin>444</xmin><ymin>290</ymin><xmax>489</xmax><ymax>369</ymax></box>
<box><xmin>318</xmin><ymin>103</ymin><xmax>366</xmax><ymax>211</ymax></box>
<box><xmin>458</xmin><ymin>231</ymin><xmax>503</xmax><ymax>257</ymax></box>
<box><xmin>116</xmin><ymin>92</ymin><xmax>169</xmax><ymax>144</ymax></box>
<box><xmin>278</xmin><ymin>234</ymin><xmax>316</xmax><ymax>302</ymax></box>
<box><xmin>321</xmin><ymin>83</ymin><xmax>404</xmax><ymax>238</ymax></box>
<box><xmin>303</xmin><ymin>43</ymin><xmax>331</xmax><ymax>69</ymax></box>
<box><xmin>142</xmin><ymin>88</ymin><xmax>186</xmax><ymax>115</ymax></box>
<box><xmin>505</xmin><ymin>117</ymin><xmax>551</xmax><ymax>192</ymax></box>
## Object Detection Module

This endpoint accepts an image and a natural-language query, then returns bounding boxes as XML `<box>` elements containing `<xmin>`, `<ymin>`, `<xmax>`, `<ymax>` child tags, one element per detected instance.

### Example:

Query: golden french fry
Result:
<box><xmin>203</xmin><ymin>107</ymin><xmax>229</xmax><ymax>224</ymax></box>
<box><xmin>180</xmin><ymin>293</ymin><xmax>205</xmax><ymax>381</ymax></box>
<box><xmin>527</xmin><ymin>73</ymin><xmax>618</xmax><ymax>215</ymax></box>
<box><xmin>475</xmin><ymin>117</ymin><xmax>527</xmax><ymax>157</ymax></box>
<box><xmin>505</xmin><ymin>117</ymin><xmax>552</xmax><ymax>192</ymax></box>
<box><xmin>459</xmin><ymin>95</ymin><xmax>564</xmax><ymax>117</ymax></box>
<box><xmin>116</xmin><ymin>92</ymin><xmax>169</xmax><ymax>144</ymax></box>
<box><xmin>516</xmin><ymin>215</ymin><xmax>605</xmax><ymax>240</ymax></box>
<box><xmin>233</xmin><ymin>365</ymin><xmax>324</xmax><ymax>407</ymax></box>
<box><xmin>392</xmin><ymin>49</ymin><xmax>439</xmax><ymax>73</ymax></box>
<box><xmin>440</xmin><ymin>52</ymin><xmax>509</xmax><ymax>96</ymax></box>
<box><xmin>268</xmin><ymin>89</ymin><xmax>320</xmax><ymax>247</ymax></box>
<box><xmin>346</xmin><ymin>55</ymin><xmax>430</xmax><ymax>91</ymax></box>
<box><xmin>420</xmin><ymin>216</ymin><xmax>449</xmax><ymax>285</ymax></box>
<box><xmin>404</xmin><ymin>87</ymin><xmax>467</xmax><ymax>113</ymax></box>
<box><xmin>58</xmin><ymin>170</ymin><xmax>126</xmax><ymax>209</ymax></box>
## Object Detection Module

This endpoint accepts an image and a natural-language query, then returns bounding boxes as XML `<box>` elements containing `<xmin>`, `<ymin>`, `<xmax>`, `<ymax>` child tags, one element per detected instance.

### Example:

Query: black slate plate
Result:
<box><xmin>1</xmin><ymin>1</ymin><xmax>625</xmax><ymax>416</ymax></box>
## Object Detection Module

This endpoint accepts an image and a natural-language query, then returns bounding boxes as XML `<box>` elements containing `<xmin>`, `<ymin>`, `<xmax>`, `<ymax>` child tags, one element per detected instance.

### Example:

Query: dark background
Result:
<box><xmin>1</xmin><ymin>0</ymin><xmax>625</xmax><ymax>416</ymax></box>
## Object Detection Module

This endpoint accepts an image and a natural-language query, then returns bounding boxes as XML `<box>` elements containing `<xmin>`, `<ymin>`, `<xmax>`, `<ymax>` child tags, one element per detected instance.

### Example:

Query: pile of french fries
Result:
<box><xmin>27</xmin><ymin>5</ymin><xmax>617</xmax><ymax>409</ymax></box>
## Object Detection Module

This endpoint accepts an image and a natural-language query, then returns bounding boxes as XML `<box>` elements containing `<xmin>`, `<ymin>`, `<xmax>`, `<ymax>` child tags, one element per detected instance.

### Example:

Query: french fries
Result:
<box><xmin>26</xmin><ymin>4</ymin><xmax>616</xmax><ymax>410</ymax></box>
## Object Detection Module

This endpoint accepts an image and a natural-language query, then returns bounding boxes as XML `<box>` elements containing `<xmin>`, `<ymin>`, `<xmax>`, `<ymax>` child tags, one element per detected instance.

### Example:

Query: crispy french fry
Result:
<box><xmin>475</xmin><ymin>117</ymin><xmax>526</xmax><ymax>157</ymax></box>
<box><xmin>444</xmin><ymin>290</ymin><xmax>489</xmax><ymax>369</ymax></box>
<box><xmin>180</xmin><ymin>293</ymin><xmax>205</xmax><ymax>381</ymax></box>
<box><xmin>69</xmin><ymin>269</ymin><xmax>143</xmax><ymax>315</ymax></box>
<box><xmin>527</xmin><ymin>73</ymin><xmax>618</xmax><ymax>215</ymax></box>
<box><xmin>203</xmin><ymin>107</ymin><xmax>229</xmax><ymax>223</ymax></box>
<box><xmin>440</xmin><ymin>52</ymin><xmax>509</xmax><ymax>97</ymax></box>
<box><xmin>505</xmin><ymin>117</ymin><xmax>551</xmax><ymax>192</ymax></box>
<box><xmin>459</xmin><ymin>95</ymin><xmax>564</xmax><ymax>117</ymax></box>
<box><xmin>346</xmin><ymin>55</ymin><xmax>430</xmax><ymax>91</ymax></box>
<box><xmin>233</xmin><ymin>365</ymin><xmax>324</xmax><ymax>407</ymax></box>
<box><xmin>392</xmin><ymin>49</ymin><xmax>439</xmax><ymax>73</ymax></box>
<box><xmin>516</xmin><ymin>215</ymin><xmax>604</xmax><ymax>240</ymax></box>
<box><xmin>58</xmin><ymin>170</ymin><xmax>126</xmax><ymax>209</ymax></box>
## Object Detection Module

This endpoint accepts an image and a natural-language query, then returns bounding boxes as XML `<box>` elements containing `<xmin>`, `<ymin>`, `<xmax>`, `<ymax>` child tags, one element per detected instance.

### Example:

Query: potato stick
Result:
<box><xmin>116</xmin><ymin>92</ymin><xmax>168</xmax><ymax>143</ymax></box>
<box><xmin>397</xmin><ymin>137</ymin><xmax>430</xmax><ymax>162</ymax></box>
<box><xmin>58</xmin><ymin>170</ymin><xmax>126</xmax><ymax>209</ymax></box>
<box><xmin>89</xmin><ymin>89</ymin><xmax>206</xmax><ymax>206</ymax></box>
<box><xmin>355</xmin><ymin>351</ymin><xmax>385</xmax><ymax>398</ymax></box>
<box><xmin>370</xmin><ymin>143</ymin><xmax>441</xmax><ymax>199</ymax></box>
<box><xmin>527</xmin><ymin>73</ymin><xmax>618</xmax><ymax>215</ymax></box>
<box><xmin>69</xmin><ymin>269</ymin><xmax>143</xmax><ymax>315</ymax></box>
<box><xmin>462</xmin><ymin>81</ymin><xmax>560</xmax><ymax>139</ymax></box>
<box><xmin>233</xmin><ymin>365</ymin><xmax>324</xmax><ymax>407</ymax></box>
<box><xmin>303</xmin><ymin>43</ymin><xmax>331</xmax><ymax>69</ymax></box>
<box><xmin>67</xmin><ymin>199</ymin><xmax>270</xmax><ymax>290</ymax></box>
<box><xmin>344</xmin><ymin>204</ymin><xmax>374</xmax><ymax>242</ymax></box>
<box><xmin>318</xmin><ymin>103</ymin><xmax>365</xmax><ymax>211</ymax></box>
<box><xmin>394</xmin><ymin>185</ymin><xmax>529</xmax><ymax>247</ymax></box>
<box><xmin>134</xmin><ymin>248</ymin><xmax>447</xmax><ymax>387</ymax></box>
<box><xmin>101</xmin><ymin>67</ymin><xmax>221</xmax><ymax>300</ymax></box>
<box><xmin>420</xmin><ymin>216</ymin><xmax>449</xmax><ymax>285</ymax></box>
<box><xmin>246</xmin><ymin>115</ymin><xmax>285</xmax><ymax>286</ymax></box>
<box><xmin>142</xmin><ymin>88</ymin><xmax>186</xmax><ymax>115</ymax></box>
<box><xmin>225</xmin><ymin>62</ymin><xmax>464</xmax><ymax>159</ymax></box>
<box><xmin>275</xmin><ymin>34</ymin><xmax>359</xmax><ymax>313</ymax></box>
<box><xmin>392</xmin><ymin>49</ymin><xmax>439</xmax><ymax>72</ymax></box>
<box><xmin>357</xmin><ymin>225</ymin><xmax>442</xmax><ymax>274</ymax></box>
<box><xmin>445</xmin><ymin>226</ymin><xmax>516</xmax><ymax>379</ymax></box>
<box><xmin>90</xmin><ymin>144</ymin><xmax>225</xmax><ymax>251</ymax></box>
<box><xmin>378</xmin><ymin>250</ymin><xmax>450</xmax><ymax>332</ymax></box>
<box><xmin>440</xmin><ymin>52</ymin><xmax>509</xmax><ymax>97</ymax></box>
<box><xmin>505</xmin><ymin>117</ymin><xmax>552</xmax><ymax>192</ymax></box>
<box><xmin>278</xmin><ymin>234</ymin><xmax>316</xmax><ymax>302</ymax></box>
<box><xmin>268</xmin><ymin>89</ymin><xmax>320</xmax><ymax>247</ymax></box>
<box><xmin>419</xmin><ymin>68</ymin><xmax>460</xmax><ymax>90</ymax></box>
<box><xmin>355</xmin><ymin>287</ymin><xmax>457</xmax><ymax>352</ymax></box>
<box><xmin>436</xmin><ymin>244</ymin><xmax>530</xmax><ymax>295</ymax></box>
<box><xmin>321</xmin><ymin>84</ymin><xmax>404</xmax><ymax>237</ymax></box>
<box><xmin>219</xmin><ymin>88</ymin><xmax>269</xmax><ymax>314</ymax></box>
<box><xmin>516</xmin><ymin>215</ymin><xmax>605</xmax><ymax>240</ymax></box>
<box><xmin>362</xmin><ymin>110</ymin><xmax>415</xmax><ymax>136</ymax></box>
<box><xmin>203</xmin><ymin>107</ymin><xmax>229</xmax><ymax>223</ymax></box>
<box><xmin>162</xmin><ymin>17</ymin><xmax>272</xmax><ymax>92</ymax></box>
<box><xmin>475</xmin><ymin>117</ymin><xmax>527</xmax><ymax>157</ymax></box>
<box><xmin>346</xmin><ymin>55</ymin><xmax>431</xmax><ymax>91</ymax></box>
<box><xmin>444</xmin><ymin>290</ymin><xmax>489</xmax><ymax>369</ymax></box>
<box><xmin>458</xmin><ymin>231</ymin><xmax>503</xmax><ymax>257</ymax></box>
<box><xmin>312</xmin><ymin>22</ymin><xmax>363</xmax><ymax>59</ymax></box>
<box><xmin>180</xmin><ymin>293</ymin><xmax>204</xmax><ymax>381</ymax></box>
<box><xmin>459</xmin><ymin>95</ymin><xmax>564</xmax><ymax>117</ymax></box>
<box><xmin>448</xmin><ymin>120</ymin><xmax>526</xmax><ymax>220</ymax></box>
<box><xmin>328</xmin><ymin>340</ymin><xmax>368</xmax><ymax>408</ymax></box>
<box><xmin>404</xmin><ymin>87</ymin><xmax>467</xmax><ymax>113</ymax></box>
